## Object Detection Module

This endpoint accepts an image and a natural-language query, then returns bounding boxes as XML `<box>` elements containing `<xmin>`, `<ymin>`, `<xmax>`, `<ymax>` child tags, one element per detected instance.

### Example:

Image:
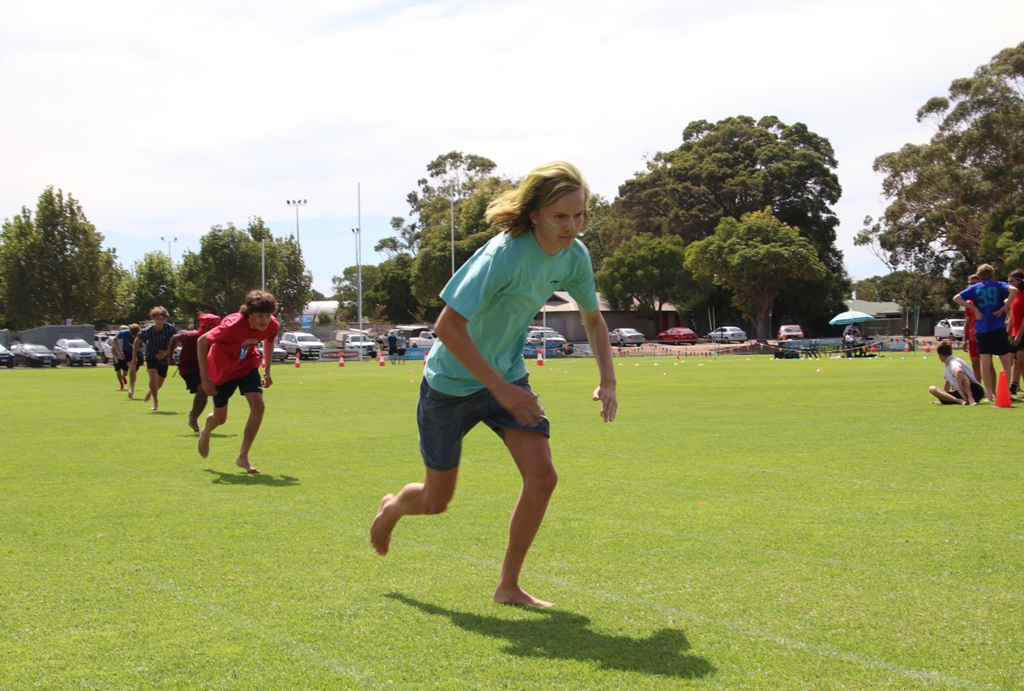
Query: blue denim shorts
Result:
<box><xmin>417</xmin><ymin>375</ymin><xmax>550</xmax><ymax>471</ymax></box>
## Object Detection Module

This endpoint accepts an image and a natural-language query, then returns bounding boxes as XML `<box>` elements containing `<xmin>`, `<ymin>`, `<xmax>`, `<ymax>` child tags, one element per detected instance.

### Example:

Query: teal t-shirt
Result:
<box><xmin>425</xmin><ymin>231</ymin><xmax>599</xmax><ymax>396</ymax></box>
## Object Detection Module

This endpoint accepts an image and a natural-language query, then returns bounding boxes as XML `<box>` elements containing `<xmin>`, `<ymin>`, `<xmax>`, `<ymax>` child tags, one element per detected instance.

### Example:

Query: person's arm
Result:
<box><xmin>952</xmin><ymin>363</ymin><xmax>976</xmax><ymax>405</ymax></box>
<box><xmin>130</xmin><ymin>336</ymin><xmax>142</xmax><ymax>370</ymax></box>
<box><xmin>167</xmin><ymin>335</ymin><xmax>180</xmax><ymax>365</ymax></box>
<box><xmin>581</xmin><ymin>308</ymin><xmax>617</xmax><ymax>423</ymax></box>
<box><xmin>433</xmin><ymin>306</ymin><xmax>542</xmax><ymax>427</ymax></box>
<box><xmin>994</xmin><ymin>286</ymin><xmax>1018</xmax><ymax>317</ymax></box>
<box><xmin>953</xmin><ymin>294</ymin><xmax>983</xmax><ymax>319</ymax></box>
<box><xmin>262</xmin><ymin>336</ymin><xmax>274</xmax><ymax>388</ymax></box>
<box><xmin>111</xmin><ymin>336</ymin><xmax>123</xmax><ymax>360</ymax></box>
<box><xmin>197</xmin><ymin>334</ymin><xmax>216</xmax><ymax>396</ymax></box>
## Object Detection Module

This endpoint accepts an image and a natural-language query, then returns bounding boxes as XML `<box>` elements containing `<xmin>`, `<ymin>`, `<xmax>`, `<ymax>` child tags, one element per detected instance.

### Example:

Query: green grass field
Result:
<box><xmin>2</xmin><ymin>353</ymin><xmax>1022</xmax><ymax>690</ymax></box>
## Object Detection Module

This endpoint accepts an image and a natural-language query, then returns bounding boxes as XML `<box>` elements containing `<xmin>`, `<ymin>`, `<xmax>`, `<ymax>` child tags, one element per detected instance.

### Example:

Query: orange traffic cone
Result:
<box><xmin>925</xmin><ymin>342</ymin><xmax>931</xmax><ymax>354</ymax></box>
<box><xmin>870</xmin><ymin>342</ymin><xmax>876</xmax><ymax>353</ymax></box>
<box><xmin>294</xmin><ymin>353</ymin><xmax>301</xmax><ymax>368</ymax></box>
<box><xmin>378</xmin><ymin>353</ymin><xmax>386</xmax><ymax>367</ymax></box>
<box><xmin>995</xmin><ymin>370</ymin><xmax>1013</xmax><ymax>408</ymax></box>
<box><xmin>338</xmin><ymin>353</ymin><xmax>344</xmax><ymax>367</ymax></box>
<box><xmin>536</xmin><ymin>348</ymin><xmax>544</xmax><ymax>366</ymax></box>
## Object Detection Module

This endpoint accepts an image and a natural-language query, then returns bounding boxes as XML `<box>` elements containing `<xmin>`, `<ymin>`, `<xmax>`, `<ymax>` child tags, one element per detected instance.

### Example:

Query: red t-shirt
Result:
<box><xmin>205</xmin><ymin>313</ymin><xmax>280</xmax><ymax>386</ymax></box>
<box><xmin>176</xmin><ymin>329</ymin><xmax>202</xmax><ymax>376</ymax></box>
<box><xmin>965</xmin><ymin>300</ymin><xmax>976</xmax><ymax>343</ymax></box>
<box><xmin>1010</xmin><ymin>291</ymin><xmax>1024</xmax><ymax>337</ymax></box>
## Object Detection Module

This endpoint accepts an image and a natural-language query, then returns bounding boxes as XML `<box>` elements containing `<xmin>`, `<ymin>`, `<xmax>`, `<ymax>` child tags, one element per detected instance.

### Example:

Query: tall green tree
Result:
<box><xmin>331</xmin><ymin>264</ymin><xmax>379</xmax><ymax>322</ymax></box>
<box><xmin>365</xmin><ymin>254</ymin><xmax>419</xmax><ymax>324</ymax></box>
<box><xmin>613</xmin><ymin>116</ymin><xmax>848</xmax><ymax>327</ymax></box>
<box><xmin>596</xmin><ymin>234</ymin><xmax>707</xmax><ymax>335</ymax></box>
<box><xmin>686</xmin><ymin>208</ymin><xmax>827</xmax><ymax>339</ymax></box>
<box><xmin>863</xmin><ymin>41</ymin><xmax>1024</xmax><ymax>274</ymax></box>
<box><xmin>177</xmin><ymin>218</ymin><xmax>311</xmax><ymax>320</ymax></box>
<box><xmin>0</xmin><ymin>187</ymin><xmax>125</xmax><ymax>329</ymax></box>
<box><xmin>128</xmin><ymin>251</ymin><xmax>178</xmax><ymax>323</ymax></box>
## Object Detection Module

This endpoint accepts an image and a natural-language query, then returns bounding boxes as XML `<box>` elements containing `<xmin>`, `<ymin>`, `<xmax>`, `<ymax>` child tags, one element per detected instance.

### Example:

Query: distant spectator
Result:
<box><xmin>388</xmin><ymin>331</ymin><xmax>398</xmax><ymax>365</ymax></box>
<box><xmin>397</xmin><ymin>334</ymin><xmax>407</xmax><ymax>364</ymax></box>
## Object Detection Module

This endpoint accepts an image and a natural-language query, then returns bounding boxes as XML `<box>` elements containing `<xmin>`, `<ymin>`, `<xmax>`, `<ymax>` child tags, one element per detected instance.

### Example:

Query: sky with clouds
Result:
<box><xmin>1</xmin><ymin>0</ymin><xmax>1022</xmax><ymax>295</ymax></box>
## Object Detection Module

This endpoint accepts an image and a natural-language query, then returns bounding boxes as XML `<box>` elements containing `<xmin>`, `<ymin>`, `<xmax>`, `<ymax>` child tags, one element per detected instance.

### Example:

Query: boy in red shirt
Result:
<box><xmin>1008</xmin><ymin>270</ymin><xmax>1024</xmax><ymax>394</ymax></box>
<box><xmin>168</xmin><ymin>313</ymin><xmax>221</xmax><ymax>432</ymax></box>
<box><xmin>196</xmin><ymin>291</ymin><xmax>280</xmax><ymax>474</ymax></box>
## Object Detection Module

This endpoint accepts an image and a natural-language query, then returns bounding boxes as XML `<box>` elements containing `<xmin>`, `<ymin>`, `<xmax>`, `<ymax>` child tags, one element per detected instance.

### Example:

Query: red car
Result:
<box><xmin>658</xmin><ymin>327</ymin><xmax>698</xmax><ymax>344</ymax></box>
<box><xmin>777</xmin><ymin>324</ymin><xmax>804</xmax><ymax>340</ymax></box>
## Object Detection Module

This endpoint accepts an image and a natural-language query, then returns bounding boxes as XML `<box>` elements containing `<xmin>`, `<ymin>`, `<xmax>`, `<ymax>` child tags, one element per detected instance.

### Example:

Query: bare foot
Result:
<box><xmin>236</xmin><ymin>458</ymin><xmax>260</xmax><ymax>474</ymax></box>
<box><xmin>494</xmin><ymin>584</ymin><xmax>554</xmax><ymax>607</ymax></box>
<box><xmin>198</xmin><ymin>424</ymin><xmax>211</xmax><ymax>458</ymax></box>
<box><xmin>370</xmin><ymin>494</ymin><xmax>399</xmax><ymax>555</ymax></box>
<box><xmin>151</xmin><ymin>400</ymin><xmax>158</xmax><ymax>411</ymax></box>
<box><xmin>128</xmin><ymin>388</ymin><xmax>134</xmax><ymax>399</ymax></box>
<box><xmin>187</xmin><ymin>413</ymin><xmax>200</xmax><ymax>433</ymax></box>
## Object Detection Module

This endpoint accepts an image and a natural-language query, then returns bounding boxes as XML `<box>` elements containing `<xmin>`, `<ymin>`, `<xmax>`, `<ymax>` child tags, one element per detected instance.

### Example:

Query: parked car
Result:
<box><xmin>94</xmin><ymin>332</ymin><xmax>116</xmax><ymax>363</ymax></box>
<box><xmin>934</xmin><ymin>318</ymin><xmax>965</xmax><ymax>340</ymax></box>
<box><xmin>707</xmin><ymin>326</ymin><xmax>747</xmax><ymax>343</ymax></box>
<box><xmin>0</xmin><ymin>343</ymin><xmax>14</xmax><ymax>368</ymax></box>
<box><xmin>525</xmin><ymin>328</ymin><xmax>567</xmax><ymax>347</ymax></box>
<box><xmin>657</xmin><ymin>327</ymin><xmax>698</xmax><ymax>344</ymax></box>
<box><xmin>256</xmin><ymin>341</ymin><xmax>289</xmax><ymax>363</ymax></box>
<box><xmin>10</xmin><ymin>343</ymin><xmax>58</xmax><ymax>368</ymax></box>
<box><xmin>54</xmin><ymin>338</ymin><xmax>99</xmax><ymax>366</ymax></box>
<box><xmin>777</xmin><ymin>324</ymin><xmax>804</xmax><ymax>340</ymax></box>
<box><xmin>609</xmin><ymin>328</ymin><xmax>646</xmax><ymax>346</ymax></box>
<box><xmin>410</xmin><ymin>330</ymin><xmax>437</xmax><ymax>348</ymax></box>
<box><xmin>279</xmin><ymin>332</ymin><xmax>326</xmax><ymax>360</ymax></box>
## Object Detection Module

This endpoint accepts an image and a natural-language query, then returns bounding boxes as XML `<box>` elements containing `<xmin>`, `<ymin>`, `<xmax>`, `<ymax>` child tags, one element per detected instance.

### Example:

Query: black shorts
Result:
<box><xmin>146</xmin><ymin>360</ymin><xmax>169</xmax><ymax>379</ymax></box>
<box><xmin>114</xmin><ymin>358</ymin><xmax>129</xmax><ymax>373</ymax></box>
<box><xmin>398</xmin><ymin>348</ymin><xmax>406</xmax><ymax>356</ymax></box>
<box><xmin>182</xmin><ymin>371</ymin><xmax>202</xmax><ymax>394</ymax></box>
<box><xmin>213</xmin><ymin>368</ymin><xmax>263</xmax><ymax>409</ymax></box>
<box><xmin>944</xmin><ymin>381</ymin><xmax>986</xmax><ymax>404</ymax></box>
<box><xmin>976</xmin><ymin>329</ymin><xmax>1011</xmax><ymax>356</ymax></box>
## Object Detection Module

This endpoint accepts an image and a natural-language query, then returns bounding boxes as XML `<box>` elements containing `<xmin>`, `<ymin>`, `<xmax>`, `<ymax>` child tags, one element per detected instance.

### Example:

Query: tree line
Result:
<box><xmin>0</xmin><ymin>197</ymin><xmax>313</xmax><ymax>330</ymax></box>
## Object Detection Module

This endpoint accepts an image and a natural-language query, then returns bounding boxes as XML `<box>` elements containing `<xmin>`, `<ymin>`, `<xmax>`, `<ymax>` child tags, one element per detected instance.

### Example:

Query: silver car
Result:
<box><xmin>707</xmin><ymin>326</ymin><xmax>747</xmax><ymax>343</ymax></box>
<box><xmin>54</xmin><ymin>338</ymin><xmax>98</xmax><ymax>366</ymax></box>
<box><xmin>526</xmin><ymin>328</ymin><xmax>567</xmax><ymax>347</ymax></box>
<box><xmin>609</xmin><ymin>328</ymin><xmax>646</xmax><ymax>346</ymax></box>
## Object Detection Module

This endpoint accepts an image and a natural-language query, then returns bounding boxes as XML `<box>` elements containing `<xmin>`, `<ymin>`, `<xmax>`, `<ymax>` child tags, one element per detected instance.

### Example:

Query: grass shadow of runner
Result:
<box><xmin>386</xmin><ymin>593</ymin><xmax>714</xmax><ymax>679</ymax></box>
<box><xmin>203</xmin><ymin>469</ymin><xmax>300</xmax><ymax>487</ymax></box>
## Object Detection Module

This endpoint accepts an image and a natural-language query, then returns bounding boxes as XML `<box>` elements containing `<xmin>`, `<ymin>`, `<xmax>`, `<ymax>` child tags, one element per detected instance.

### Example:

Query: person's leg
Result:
<box><xmin>493</xmin><ymin>429</ymin><xmax>558</xmax><ymax>607</ymax></box>
<box><xmin>928</xmin><ymin>386</ymin><xmax>963</xmax><ymax>405</ymax></box>
<box><xmin>969</xmin><ymin>354</ymin><xmax>982</xmax><ymax>383</ymax></box>
<box><xmin>235</xmin><ymin>391</ymin><xmax>266</xmax><ymax>473</ymax></box>
<box><xmin>980</xmin><ymin>354</ymin><xmax>996</xmax><ymax>400</ymax></box>
<box><xmin>146</xmin><ymin>368</ymin><xmax>161</xmax><ymax>409</ymax></box>
<box><xmin>198</xmin><ymin>404</ymin><xmax>228</xmax><ymax>458</ymax></box>
<box><xmin>998</xmin><ymin>352</ymin><xmax>1015</xmax><ymax>392</ymax></box>
<box><xmin>128</xmin><ymin>365</ymin><xmax>138</xmax><ymax>397</ymax></box>
<box><xmin>371</xmin><ymin>467</ymin><xmax>460</xmax><ymax>555</ymax></box>
<box><xmin>188</xmin><ymin>391</ymin><xmax>208</xmax><ymax>432</ymax></box>
<box><xmin>1014</xmin><ymin>349</ymin><xmax>1024</xmax><ymax>392</ymax></box>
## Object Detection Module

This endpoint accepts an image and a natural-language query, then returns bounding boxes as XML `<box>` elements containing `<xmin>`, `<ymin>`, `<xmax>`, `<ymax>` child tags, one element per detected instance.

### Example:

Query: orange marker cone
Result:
<box><xmin>379</xmin><ymin>353</ymin><xmax>386</xmax><ymax>367</ymax></box>
<box><xmin>536</xmin><ymin>348</ymin><xmax>544</xmax><ymax>366</ymax></box>
<box><xmin>294</xmin><ymin>353</ymin><xmax>301</xmax><ymax>368</ymax></box>
<box><xmin>338</xmin><ymin>354</ymin><xmax>344</xmax><ymax>367</ymax></box>
<box><xmin>995</xmin><ymin>370</ymin><xmax>1013</xmax><ymax>408</ymax></box>
<box><xmin>925</xmin><ymin>342</ymin><xmax>931</xmax><ymax>354</ymax></box>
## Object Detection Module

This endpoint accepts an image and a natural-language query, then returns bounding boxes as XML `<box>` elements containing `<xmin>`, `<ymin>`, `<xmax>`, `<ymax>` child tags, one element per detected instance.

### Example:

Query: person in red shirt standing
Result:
<box><xmin>168</xmin><ymin>313</ymin><xmax>222</xmax><ymax>433</ymax></box>
<box><xmin>196</xmin><ymin>291</ymin><xmax>280</xmax><ymax>474</ymax></box>
<box><xmin>1007</xmin><ymin>270</ymin><xmax>1024</xmax><ymax>394</ymax></box>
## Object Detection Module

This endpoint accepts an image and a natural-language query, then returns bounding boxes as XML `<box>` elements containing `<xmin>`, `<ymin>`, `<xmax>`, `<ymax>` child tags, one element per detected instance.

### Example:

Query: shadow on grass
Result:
<box><xmin>151</xmin><ymin>410</ymin><xmax>179</xmax><ymax>415</ymax></box>
<box><xmin>203</xmin><ymin>469</ymin><xmax>300</xmax><ymax>487</ymax></box>
<box><xmin>386</xmin><ymin>593</ymin><xmax>714</xmax><ymax>679</ymax></box>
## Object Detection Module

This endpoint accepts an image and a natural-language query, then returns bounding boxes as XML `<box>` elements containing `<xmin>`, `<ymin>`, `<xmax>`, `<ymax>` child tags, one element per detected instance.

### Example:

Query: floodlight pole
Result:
<box><xmin>161</xmin><ymin>236</ymin><xmax>178</xmax><ymax>263</ymax></box>
<box><xmin>352</xmin><ymin>183</ymin><xmax>363</xmax><ymax>360</ymax></box>
<box><xmin>286</xmin><ymin>199</ymin><xmax>307</xmax><ymax>250</ymax></box>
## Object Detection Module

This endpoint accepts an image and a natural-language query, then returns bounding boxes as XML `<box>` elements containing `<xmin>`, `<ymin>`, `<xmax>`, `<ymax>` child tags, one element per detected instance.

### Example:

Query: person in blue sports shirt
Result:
<box><xmin>370</xmin><ymin>161</ymin><xmax>618</xmax><ymax>607</ymax></box>
<box><xmin>953</xmin><ymin>263</ymin><xmax>1018</xmax><ymax>401</ymax></box>
<box><xmin>110</xmin><ymin>324</ymin><xmax>141</xmax><ymax>393</ymax></box>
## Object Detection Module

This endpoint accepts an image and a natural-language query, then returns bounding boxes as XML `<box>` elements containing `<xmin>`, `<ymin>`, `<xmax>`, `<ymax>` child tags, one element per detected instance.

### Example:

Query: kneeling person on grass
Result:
<box><xmin>196</xmin><ymin>291</ymin><xmax>279</xmax><ymax>474</ymax></box>
<box><xmin>930</xmin><ymin>342</ymin><xmax>985</xmax><ymax>406</ymax></box>
<box><xmin>168</xmin><ymin>313</ymin><xmax>222</xmax><ymax>433</ymax></box>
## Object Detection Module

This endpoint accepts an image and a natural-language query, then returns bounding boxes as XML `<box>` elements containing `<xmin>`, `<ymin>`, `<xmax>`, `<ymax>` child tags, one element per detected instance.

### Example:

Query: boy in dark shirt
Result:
<box><xmin>168</xmin><ymin>314</ymin><xmax>221</xmax><ymax>432</ymax></box>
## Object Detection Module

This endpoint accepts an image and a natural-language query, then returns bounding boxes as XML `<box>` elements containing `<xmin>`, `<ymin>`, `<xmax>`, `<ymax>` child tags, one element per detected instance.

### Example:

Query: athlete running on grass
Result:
<box><xmin>196</xmin><ymin>291</ymin><xmax>279</xmax><ymax>474</ymax></box>
<box><xmin>167</xmin><ymin>313</ymin><xmax>221</xmax><ymax>433</ymax></box>
<box><xmin>370</xmin><ymin>161</ymin><xmax>618</xmax><ymax>607</ymax></box>
<box><xmin>131</xmin><ymin>307</ymin><xmax>177</xmax><ymax>411</ymax></box>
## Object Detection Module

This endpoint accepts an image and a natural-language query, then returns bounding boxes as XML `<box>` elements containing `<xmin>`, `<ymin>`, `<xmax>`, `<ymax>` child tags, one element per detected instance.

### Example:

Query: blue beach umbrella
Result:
<box><xmin>829</xmin><ymin>310</ymin><xmax>875</xmax><ymax>326</ymax></box>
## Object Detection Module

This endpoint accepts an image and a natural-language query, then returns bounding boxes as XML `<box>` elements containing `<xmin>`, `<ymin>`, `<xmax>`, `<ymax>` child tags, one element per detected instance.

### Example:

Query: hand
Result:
<box><xmin>493</xmin><ymin>382</ymin><xmax>544</xmax><ymax>427</ymax></box>
<box><xmin>201</xmin><ymin>379</ymin><xmax>217</xmax><ymax>396</ymax></box>
<box><xmin>262</xmin><ymin>372</ymin><xmax>273</xmax><ymax>389</ymax></box>
<box><xmin>155</xmin><ymin>349</ymin><xmax>168</xmax><ymax>360</ymax></box>
<box><xmin>994</xmin><ymin>305</ymin><xmax>1009</xmax><ymax>317</ymax></box>
<box><xmin>592</xmin><ymin>384</ymin><xmax>617</xmax><ymax>422</ymax></box>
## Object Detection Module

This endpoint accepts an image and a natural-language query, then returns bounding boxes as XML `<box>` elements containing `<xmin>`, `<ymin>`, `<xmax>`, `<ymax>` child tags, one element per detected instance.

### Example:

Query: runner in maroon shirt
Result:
<box><xmin>168</xmin><ymin>314</ymin><xmax>221</xmax><ymax>432</ymax></box>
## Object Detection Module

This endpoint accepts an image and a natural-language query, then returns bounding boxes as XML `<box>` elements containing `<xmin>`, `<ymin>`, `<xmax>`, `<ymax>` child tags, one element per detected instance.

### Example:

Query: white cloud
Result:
<box><xmin>1</xmin><ymin>0</ymin><xmax>1022</xmax><ymax>291</ymax></box>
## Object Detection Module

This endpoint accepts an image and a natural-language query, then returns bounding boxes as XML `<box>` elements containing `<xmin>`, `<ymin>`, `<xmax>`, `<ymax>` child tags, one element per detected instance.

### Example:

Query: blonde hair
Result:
<box><xmin>977</xmin><ymin>264</ymin><xmax>995</xmax><ymax>280</ymax></box>
<box><xmin>485</xmin><ymin>161</ymin><xmax>590</xmax><ymax>239</ymax></box>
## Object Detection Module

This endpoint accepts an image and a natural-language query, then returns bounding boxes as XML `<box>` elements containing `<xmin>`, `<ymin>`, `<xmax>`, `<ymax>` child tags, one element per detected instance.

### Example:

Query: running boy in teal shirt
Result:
<box><xmin>370</xmin><ymin>162</ymin><xmax>618</xmax><ymax>607</ymax></box>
